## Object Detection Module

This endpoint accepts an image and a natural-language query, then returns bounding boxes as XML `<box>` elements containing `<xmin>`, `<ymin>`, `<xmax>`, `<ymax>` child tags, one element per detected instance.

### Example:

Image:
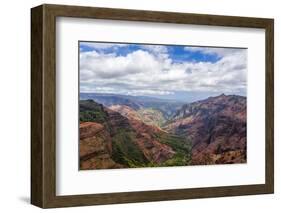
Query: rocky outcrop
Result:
<box><xmin>107</xmin><ymin>105</ymin><xmax>175</xmax><ymax>164</ymax></box>
<box><xmin>164</xmin><ymin>94</ymin><xmax>246</xmax><ymax>165</ymax></box>
<box><xmin>109</xmin><ymin>105</ymin><xmax>175</xmax><ymax>163</ymax></box>
<box><xmin>128</xmin><ymin>115</ymin><xmax>175</xmax><ymax>163</ymax></box>
<box><xmin>79</xmin><ymin>122</ymin><xmax>123</xmax><ymax>170</ymax></box>
<box><xmin>79</xmin><ymin>100</ymin><xmax>186</xmax><ymax>169</ymax></box>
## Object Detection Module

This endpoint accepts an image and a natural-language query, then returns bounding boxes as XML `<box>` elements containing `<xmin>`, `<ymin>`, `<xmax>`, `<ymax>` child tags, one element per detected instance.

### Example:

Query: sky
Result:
<box><xmin>79</xmin><ymin>42</ymin><xmax>247</xmax><ymax>102</ymax></box>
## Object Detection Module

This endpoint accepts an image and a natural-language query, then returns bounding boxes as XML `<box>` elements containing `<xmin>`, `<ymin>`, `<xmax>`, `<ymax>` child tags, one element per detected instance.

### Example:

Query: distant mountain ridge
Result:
<box><xmin>80</xmin><ymin>93</ymin><xmax>184</xmax><ymax>118</ymax></box>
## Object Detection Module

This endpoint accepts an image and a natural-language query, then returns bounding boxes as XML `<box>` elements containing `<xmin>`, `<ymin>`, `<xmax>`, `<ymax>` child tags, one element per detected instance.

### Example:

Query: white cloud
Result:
<box><xmin>141</xmin><ymin>44</ymin><xmax>168</xmax><ymax>54</ymax></box>
<box><xmin>80</xmin><ymin>45</ymin><xmax>247</xmax><ymax>96</ymax></box>
<box><xmin>80</xmin><ymin>50</ymin><xmax>160</xmax><ymax>80</ymax></box>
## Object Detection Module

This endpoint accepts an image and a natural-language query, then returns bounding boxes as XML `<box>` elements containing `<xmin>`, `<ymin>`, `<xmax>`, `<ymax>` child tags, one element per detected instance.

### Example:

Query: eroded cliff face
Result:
<box><xmin>109</xmin><ymin>105</ymin><xmax>175</xmax><ymax>163</ymax></box>
<box><xmin>164</xmin><ymin>94</ymin><xmax>246</xmax><ymax>165</ymax></box>
<box><xmin>79</xmin><ymin>122</ymin><xmax>123</xmax><ymax>169</ymax></box>
<box><xmin>79</xmin><ymin>94</ymin><xmax>247</xmax><ymax>169</ymax></box>
<box><xmin>79</xmin><ymin>100</ymin><xmax>189</xmax><ymax>169</ymax></box>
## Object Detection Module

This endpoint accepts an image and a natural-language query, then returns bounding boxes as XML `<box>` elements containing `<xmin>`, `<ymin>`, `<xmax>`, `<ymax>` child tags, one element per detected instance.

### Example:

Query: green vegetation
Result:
<box><xmin>109</xmin><ymin>123</ymin><xmax>192</xmax><ymax>167</ymax></box>
<box><xmin>111</xmin><ymin>131</ymin><xmax>192</xmax><ymax>168</ymax></box>
<box><xmin>111</xmin><ymin>129</ymin><xmax>148</xmax><ymax>167</ymax></box>
<box><xmin>80</xmin><ymin>100</ymin><xmax>108</xmax><ymax>123</ymax></box>
<box><xmin>156</xmin><ymin>133</ymin><xmax>192</xmax><ymax>166</ymax></box>
<box><xmin>162</xmin><ymin>153</ymin><xmax>190</xmax><ymax>166</ymax></box>
<box><xmin>137</xmin><ymin>108</ymin><xmax>166</xmax><ymax>127</ymax></box>
<box><xmin>79</xmin><ymin>99</ymin><xmax>192</xmax><ymax>168</ymax></box>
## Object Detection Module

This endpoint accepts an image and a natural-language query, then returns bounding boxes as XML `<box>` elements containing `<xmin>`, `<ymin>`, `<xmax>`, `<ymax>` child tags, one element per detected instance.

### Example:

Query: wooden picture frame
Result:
<box><xmin>31</xmin><ymin>4</ymin><xmax>274</xmax><ymax>208</ymax></box>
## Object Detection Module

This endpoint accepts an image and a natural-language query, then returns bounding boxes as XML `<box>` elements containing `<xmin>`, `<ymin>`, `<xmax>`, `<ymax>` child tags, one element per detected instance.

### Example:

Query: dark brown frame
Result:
<box><xmin>31</xmin><ymin>4</ymin><xmax>274</xmax><ymax>208</ymax></box>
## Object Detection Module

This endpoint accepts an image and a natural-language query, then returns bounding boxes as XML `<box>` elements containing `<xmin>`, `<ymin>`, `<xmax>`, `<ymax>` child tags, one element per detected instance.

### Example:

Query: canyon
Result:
<box><xmin>79</xmin><ymin>94</ymin><xmax>246</xmax><ymax>170</ymax></box>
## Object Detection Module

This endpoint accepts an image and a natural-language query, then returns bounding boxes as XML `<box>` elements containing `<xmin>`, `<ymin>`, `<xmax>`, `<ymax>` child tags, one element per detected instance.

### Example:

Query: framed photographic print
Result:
<box><xmin>31</xmin><ymin>4</ymin><xmax>274</xmax><ymax>208</ymax></box>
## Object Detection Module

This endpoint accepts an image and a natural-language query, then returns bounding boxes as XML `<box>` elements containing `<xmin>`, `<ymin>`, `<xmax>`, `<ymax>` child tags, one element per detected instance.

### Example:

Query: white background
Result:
<box><xmin>0</xmin><ymin>0</ymin><xmax>279</xmax><ymax>212</ymax></box>
<box><xmin>57</xmin><ymin>18</ymin><xmax>265</xmax><ymax>195</ymax></box>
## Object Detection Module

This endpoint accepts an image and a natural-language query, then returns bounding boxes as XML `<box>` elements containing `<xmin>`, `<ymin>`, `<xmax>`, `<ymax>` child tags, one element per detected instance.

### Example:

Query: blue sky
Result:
<box><xmin>79</xmin><ymin>42</ymin><xmax>247</xmax><ymax>102</ymax></box>
<box><xmin>80</xmin><ymin>43</ymin><xmax>222</xmax><ymax>63</ymax></box>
